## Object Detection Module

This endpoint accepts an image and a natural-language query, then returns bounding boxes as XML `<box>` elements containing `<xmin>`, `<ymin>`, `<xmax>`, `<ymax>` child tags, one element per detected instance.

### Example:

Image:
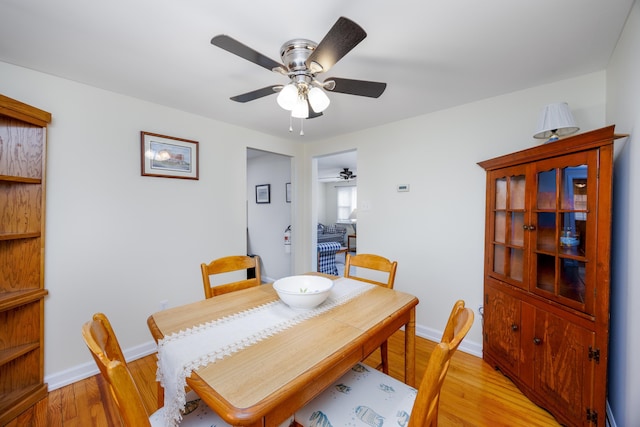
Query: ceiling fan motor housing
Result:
<box><xmin>280</xmin><ymin>39</ymin><xmax>317</xmax><ymax>73</ymax></box>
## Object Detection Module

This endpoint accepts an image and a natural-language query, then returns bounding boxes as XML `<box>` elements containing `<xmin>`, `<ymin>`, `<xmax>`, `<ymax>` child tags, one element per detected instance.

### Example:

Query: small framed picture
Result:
<box><xmin>141</xmin><ymin>131</ymin><xmax>199</xmax><ymax>180</ymax></box>
<box><xmin>256</xmin><ymin>184</ymin><xmax>271</xmax><ymax>204</ymax></box>
<box><xmin>286</xmin><ymin>182</ymin><xmax>291</xmax><ymax>203</ymax></box>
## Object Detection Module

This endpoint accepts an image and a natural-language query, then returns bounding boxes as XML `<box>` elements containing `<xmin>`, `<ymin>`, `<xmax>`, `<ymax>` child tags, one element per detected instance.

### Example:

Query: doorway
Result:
<box><xmin>314</xmin><ymin>150</ymin><xmax>357</xmax><ymax>275</ymax></box>
<box><xmin>246</xmin><ymin>148</ymin><xmax>293</xmax><ymax>282</ymax></box>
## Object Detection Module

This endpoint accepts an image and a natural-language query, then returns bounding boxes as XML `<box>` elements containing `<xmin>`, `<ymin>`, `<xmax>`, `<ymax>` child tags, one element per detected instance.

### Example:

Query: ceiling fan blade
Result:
<box><xmin>211</xmin><ymin>35</ymin><xmax>285</xmax><ymax>72</ymax></box>
<box><xmin>307</xmin><ymin>99</ymin><xmax>323</xmax><ymax>119</ymax></box>
<box><xmin>306</xmin><ymin>17</ymin><xmax>367</xmax><ymax>74</ymax></box>
<box><xmin>230</xmin><ymin>85</ymin><xmax>282</xmax><ymax>103</ymax></box>
<box><xmin>325</xmin><ymin>78</ymin><xmax>387</xmax><ymax>98</ymax></box>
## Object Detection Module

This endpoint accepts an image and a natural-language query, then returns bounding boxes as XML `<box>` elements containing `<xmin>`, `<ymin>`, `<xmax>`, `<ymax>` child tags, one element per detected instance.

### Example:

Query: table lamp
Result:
<box><xmin>533</xmin><ymin>102</ymin><xmax>580</xmax><ymax>143</ymax></box>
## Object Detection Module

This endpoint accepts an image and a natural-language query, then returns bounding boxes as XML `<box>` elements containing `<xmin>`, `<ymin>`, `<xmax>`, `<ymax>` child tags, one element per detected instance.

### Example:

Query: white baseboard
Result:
<box><xmin>45</xmin><ymin>340</ymin><xmax>157</xmax><ymax>391</ymax></box>
<box><xmin>45</xmin><ymin>323</ymin><xmax>481</xmax><ymax>391</ymax></box>
<box><xmin>415</xmin><ymin>324</ymin><xmax>482</xmax><ymax>358</ymax></box>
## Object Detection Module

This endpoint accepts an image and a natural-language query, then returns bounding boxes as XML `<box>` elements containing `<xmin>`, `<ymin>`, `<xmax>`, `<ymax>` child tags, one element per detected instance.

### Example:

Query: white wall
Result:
<box><xmin>0</xmin><ymin>61</ymin><xmax>301</xmax><ymax>385</ymax></box>
<box><xmin>606</xmin><ymin>1</ymin><xmax>640</xmax><ymax>425</ymax></box>
<box><xmin>247</xmin><ymin>151</ymin><xmax>292</xmax><ymax>281</ymax></box>
<box><xmin>302</xmin><ymin>72</ymin><xmax>607</xmax><ymax>355</ymax></box>
<box><xmin>316</xmin><ymin>182</ymin><xmax>327</xmax><ymax>225</ymax></box>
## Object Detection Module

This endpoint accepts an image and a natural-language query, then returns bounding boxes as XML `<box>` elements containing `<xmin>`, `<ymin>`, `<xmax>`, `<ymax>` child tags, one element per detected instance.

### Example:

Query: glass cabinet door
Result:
<box><xmin>531</xmin><ymin>151</ymin><xmax>596</xmax><ymax>315</ymax></box>
<box><xmin>488</xmin><ymin>166</ymin><xmax>529</xmax><ymax>290</ymax></box>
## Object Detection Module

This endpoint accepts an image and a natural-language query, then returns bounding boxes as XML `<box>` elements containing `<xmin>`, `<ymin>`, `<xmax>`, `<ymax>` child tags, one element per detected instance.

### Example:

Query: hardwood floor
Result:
<box><xmin>45</xmin><ymin>331</ymin><xmax>561</xmax><ymax>426</ymax></box>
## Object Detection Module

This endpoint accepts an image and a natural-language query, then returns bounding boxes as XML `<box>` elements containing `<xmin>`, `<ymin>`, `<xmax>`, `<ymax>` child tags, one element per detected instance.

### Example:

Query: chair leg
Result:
<box><xmin>380</xmin><ymin>340</ymin><xmax>389</xmax><ymax>374</ymax></box>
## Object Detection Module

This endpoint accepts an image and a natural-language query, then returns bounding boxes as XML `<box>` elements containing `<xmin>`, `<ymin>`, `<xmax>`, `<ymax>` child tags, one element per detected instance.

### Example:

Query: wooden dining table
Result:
<box><xmin>147</xmin><ymin>275</ymin><xmax>418</xmax><ymax>427</ymax></box>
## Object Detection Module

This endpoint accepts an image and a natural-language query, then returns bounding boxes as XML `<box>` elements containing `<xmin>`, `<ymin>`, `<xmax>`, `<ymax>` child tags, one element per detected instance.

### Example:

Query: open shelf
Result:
<box><xmin>0</xmin><ymin>175</ymin><xmax>41</xmax><ymax>184</ymax></box>
<box><xmin>0</xmin><ymin>232</ymin><xmax>41</xmax><ymax>241</ymax></box>
<box><xmin>0</xmin><ymin>383</ymin><xmax>48</xmax><ymax>426</ymax></box>
<box><xmin>0</xmin><ymin>94</ymin><xmax>50</xmax><ymax>424</ymax></box>
<box><xmin>0</xmin><ymin>289</ymin><xmax>48</xmax><ymax>312</ymax></box>
<box><xmin>0</xmin><ymin>342</ymin><xmax>40</xmax><ymax>367</ymax></box>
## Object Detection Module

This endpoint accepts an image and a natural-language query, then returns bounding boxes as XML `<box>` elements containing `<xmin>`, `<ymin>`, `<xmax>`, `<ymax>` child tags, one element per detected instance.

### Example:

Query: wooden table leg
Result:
<box><xmin>405</xmin><ymin>307</ymin><xmax>416</xmax><ymax>387</ymax></box>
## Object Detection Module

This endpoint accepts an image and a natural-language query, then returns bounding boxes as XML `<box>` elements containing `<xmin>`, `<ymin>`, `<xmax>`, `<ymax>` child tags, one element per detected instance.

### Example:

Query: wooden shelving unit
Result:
<box><xmin>0</xmin><ymin>94</ymin><xmax>51</xmax><ymax>425</ymax></box>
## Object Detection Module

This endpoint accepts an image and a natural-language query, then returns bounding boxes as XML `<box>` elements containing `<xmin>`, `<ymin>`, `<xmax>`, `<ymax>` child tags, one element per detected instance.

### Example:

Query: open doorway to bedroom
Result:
<box><xmin>314</xmin><ymin>150</ymin><xmax>357</xmax><ymax>276</ymax></box>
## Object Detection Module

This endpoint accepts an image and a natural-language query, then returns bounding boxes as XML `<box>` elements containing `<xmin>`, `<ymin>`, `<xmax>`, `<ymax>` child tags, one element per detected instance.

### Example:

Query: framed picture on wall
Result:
<box><xmin>256</xmin><ymin>184</ymin><xmax>271</xmax><ymax>204</ymax></box>
<box><xmin>286</xmin><ymin>182</ymin><xmax>291</xmax><ymax>203</ymax></box>
<box><xmin>140</xmin><ymin>131</ymin><xmax>199</xmax><ymax>180</ymax></box>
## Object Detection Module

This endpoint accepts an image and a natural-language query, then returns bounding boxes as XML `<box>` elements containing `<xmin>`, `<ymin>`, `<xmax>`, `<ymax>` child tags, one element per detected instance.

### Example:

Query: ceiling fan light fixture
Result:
<box><xmin>276</xmin><ymin>83</ymin><xmax>298</xmax><ymax>110</ymax></box>
<box><xmin>308</xmin><ymin>87</ymin><xmax>330</xmax><ymax>113</ymax></box>
<box><xmin>291</xmin><ymin>96</ymin><xmax>309</xmax><ymax>118</ymax></box>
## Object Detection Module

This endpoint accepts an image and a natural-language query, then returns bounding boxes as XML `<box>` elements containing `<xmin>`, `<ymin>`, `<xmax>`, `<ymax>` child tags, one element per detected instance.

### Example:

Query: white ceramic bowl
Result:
<box><xmin>273</xmin><ymin>275</ymin><xmax>334</xmax><ymax>309</ymax></box>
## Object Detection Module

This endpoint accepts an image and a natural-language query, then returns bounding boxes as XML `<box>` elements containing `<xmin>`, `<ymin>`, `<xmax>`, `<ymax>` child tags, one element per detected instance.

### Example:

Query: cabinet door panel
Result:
<box><xmin>487</xmin><ymin>166</ymin><xmax>529</xmax><ymax>290</ymax></box>
<box><xmin>534</xmin><ymin>309</ymin><xmax>594</xmax><ymax>426</ymax></box>
<box><xmin>532</xmin><ymin>151</ymin><xmax>597</xmax><ymax>315</ymax></box>
<box><xmin>484</xmin><ymin>285</ymin><xmax>520</xmax><ymax>374</ymax></box>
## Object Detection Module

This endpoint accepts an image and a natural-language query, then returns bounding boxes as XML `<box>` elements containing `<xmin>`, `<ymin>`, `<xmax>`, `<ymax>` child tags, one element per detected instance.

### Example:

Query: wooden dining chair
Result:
<box><xmin>344</xmin><ymin>253</ymin><xmax>398</xmax><ymax>288</ymax></box>
<box><xmin>345</xmin><ymin>253</ymin><xmax>398</xmax><ymax>373</ymax></box>
<box><xmin>81</xmin><ymin>313</ymin><xmax>231</xmax><ymax>426</ymax></box>
<box><xmin>200</xmin><ymin>255</ymin><xmax>261</xmax><ymax>299</ymax></box>
<box><xmin>293</xmin><ymin>300</ymin><xmax>474</xmax><ymax>427</ymax></box>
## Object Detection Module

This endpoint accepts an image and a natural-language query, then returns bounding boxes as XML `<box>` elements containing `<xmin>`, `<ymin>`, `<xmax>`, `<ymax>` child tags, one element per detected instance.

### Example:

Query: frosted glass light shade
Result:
<box><xmin>533</xmin><ymin>102</ymin><xmax>580</xmax><ymax>142</ymax></box>
<box><xmin>308</xmin><ymin>87</ymin><xmax>330</xmax><ymax>113</ymax></box>
<box><xmin>291</xmin><ymin>97</ymin><xmax>309</xmax><ymax>118</ymax></box>
<box><xmin>277</xmin><ymin>84</ymin><xmax>298</xmax><ymax>111</ymax></box>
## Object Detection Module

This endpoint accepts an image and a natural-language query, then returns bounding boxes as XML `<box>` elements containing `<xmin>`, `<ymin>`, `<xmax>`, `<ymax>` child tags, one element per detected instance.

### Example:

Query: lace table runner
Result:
<box><xmin>156</xmin><ymin>277</ymin><xmax>373</xmax><ymax>426</ymax></box>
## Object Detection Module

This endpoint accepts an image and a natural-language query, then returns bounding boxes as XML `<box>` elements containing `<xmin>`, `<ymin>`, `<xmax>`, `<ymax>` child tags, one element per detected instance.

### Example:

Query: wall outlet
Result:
<box><xmin>160</xmin><ymin>299</ymin><xmax>169</xmax><ymax>310</ymax></box>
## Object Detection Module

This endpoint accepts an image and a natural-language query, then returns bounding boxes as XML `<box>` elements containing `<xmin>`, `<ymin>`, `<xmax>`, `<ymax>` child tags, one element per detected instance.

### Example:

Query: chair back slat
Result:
<box><xmin>345</xmin><ymin>253</ymin><xmax>397</xmax><ymax>288</ymax></box>
<box><xmin>201</xmin><ymin>255</ymin><xmax>261</xmax><ymax>299</ymax></box>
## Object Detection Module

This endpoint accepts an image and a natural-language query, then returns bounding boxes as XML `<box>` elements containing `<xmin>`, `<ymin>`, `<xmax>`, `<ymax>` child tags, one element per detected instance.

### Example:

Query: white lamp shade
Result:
<box><xmin>277</xmin><ymin>84</ymin><xmax>298</xmax><ymax>111</ymax></box>
<box><xmin>308</xmin><ymin>87</ymin><xmax>330</xmax><ymax>113</ymax></box>
<box><xmin>291</xmin><ymin>96</ymin><xmax>309</xmax><ymax>118</ymax></box>
<box><xmin>533</xmin><ymin>102</ymin><xmax>580</xmax><ymax>140</ymax></box>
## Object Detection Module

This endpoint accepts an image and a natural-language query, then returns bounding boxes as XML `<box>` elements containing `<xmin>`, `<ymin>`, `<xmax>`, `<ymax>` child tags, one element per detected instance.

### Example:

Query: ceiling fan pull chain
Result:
<box><xmin>300</xmin><ymin>118</ymin><xmax>304</xmax><ymax>136</ymax></box>
<box><xmin>289</xmin><ymin>115</ymin><xmax>293</xmax><ymax>133</ymax></box>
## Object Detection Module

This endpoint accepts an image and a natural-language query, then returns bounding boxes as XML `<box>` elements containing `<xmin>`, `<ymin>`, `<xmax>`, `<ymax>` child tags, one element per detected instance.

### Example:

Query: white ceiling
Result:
<box><xmin>317</xmin><ymin>150</ymin><xmax>358</xmax><ymax>182</ymax></box>
<box><xmin>0</xmin><ymin>0</ymin><xmax>633</xmax><ymax>145</ymax></box>
<box><xmin>248</xmin><ymin>147</ymin><xmax>356</xmax><ymax>182</ymax></box>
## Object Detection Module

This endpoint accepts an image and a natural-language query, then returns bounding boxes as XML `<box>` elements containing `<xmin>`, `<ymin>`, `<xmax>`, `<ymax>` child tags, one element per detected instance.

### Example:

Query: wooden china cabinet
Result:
<box><xmin>0</xmin><ymin>95</ymin><xmax>51</xmax><ymax>425</ymax></box>
<box><xmin>478</xmin><ymin>126</ymin><xmax>625</xmax><ymax>427</ymax></box>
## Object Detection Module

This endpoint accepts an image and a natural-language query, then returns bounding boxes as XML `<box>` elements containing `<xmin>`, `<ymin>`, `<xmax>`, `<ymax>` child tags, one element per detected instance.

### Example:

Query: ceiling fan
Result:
<box><xmin>338</xmin><ymin>168</ymin><xmax>357</xmax><ymax>180</ymax></box>
<box><xmin>211</xmin><ymin>17</ymin><xmax>387</xmax><ymax>126</ymax></box>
